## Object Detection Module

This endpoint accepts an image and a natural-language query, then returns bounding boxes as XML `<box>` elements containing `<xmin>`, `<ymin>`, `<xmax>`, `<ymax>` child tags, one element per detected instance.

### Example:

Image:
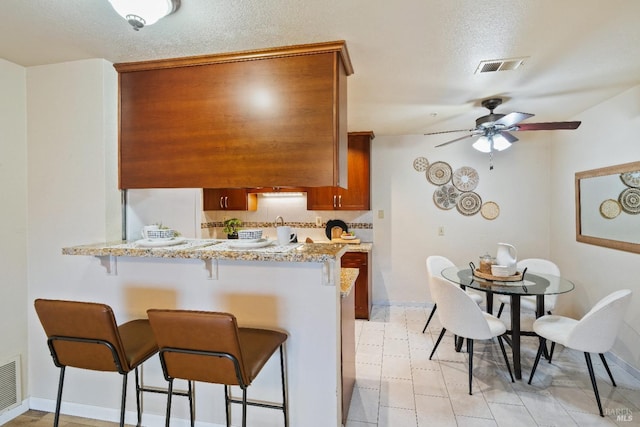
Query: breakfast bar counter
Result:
<box><xmin>49</xmin><ymin>240</ymin><xmax>351</xmax><ymax>426</ymax></box>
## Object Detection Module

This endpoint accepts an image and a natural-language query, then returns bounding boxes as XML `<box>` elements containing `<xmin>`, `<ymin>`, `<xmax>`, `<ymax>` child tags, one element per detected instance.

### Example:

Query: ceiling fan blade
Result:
<box><xmin>495</xmin><ymin>112</ymin><xmax>534</xmax><ymax>128</ymax></box>
<box><xmin>424</xmin><ymin>129</ymin><xmax>473</xmax><ymax>136</ymax></box>
<box><xmin>435</xmin><ymin>134</ymin><xmax>475</xmax><ymax>147</ymax></box>
<box><xmin>499</xmin><ymin>131</ymin><xmax>518</xmax><ymax>143</ymax></box>
<box><xmin>516</xmin><ymin>121</ymin><xmax>581</xmax><ymax>131</ymax></box>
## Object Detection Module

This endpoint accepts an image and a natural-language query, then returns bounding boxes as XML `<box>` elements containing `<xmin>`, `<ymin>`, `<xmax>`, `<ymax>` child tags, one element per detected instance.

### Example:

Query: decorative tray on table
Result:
<box><xmin>473</xmin><ymin>269</ymin><xmax>523</xmax><ymax>282</ymax></box>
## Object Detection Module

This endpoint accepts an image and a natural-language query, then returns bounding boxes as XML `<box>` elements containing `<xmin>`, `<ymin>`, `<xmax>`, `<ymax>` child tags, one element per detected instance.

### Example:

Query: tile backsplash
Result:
<box><xmin>201</xmin><ymin>193</ymin><xmax>373</xmax><ymax>242</ymax></box>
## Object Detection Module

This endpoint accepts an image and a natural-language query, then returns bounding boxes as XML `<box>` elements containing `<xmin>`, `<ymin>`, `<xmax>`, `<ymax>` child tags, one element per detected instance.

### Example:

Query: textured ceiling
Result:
<box><xmin>2</xmin><ymin>0</ymin><xmax>640</xmax><ymax>137</ymax></box>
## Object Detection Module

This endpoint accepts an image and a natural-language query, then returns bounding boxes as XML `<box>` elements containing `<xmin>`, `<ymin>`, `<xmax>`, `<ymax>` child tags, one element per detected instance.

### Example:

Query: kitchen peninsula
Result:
<box><xmin>60</xmin><ymin>239</ymin><xmax>351</xmax><ymax>427</ymax></box>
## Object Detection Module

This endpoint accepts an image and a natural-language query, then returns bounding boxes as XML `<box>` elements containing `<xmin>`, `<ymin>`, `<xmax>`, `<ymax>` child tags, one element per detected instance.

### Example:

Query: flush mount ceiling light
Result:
<box><xmin>108</xmin><ymin>0</ymin><xmax>180</xmax><ymax>31</ymax></box>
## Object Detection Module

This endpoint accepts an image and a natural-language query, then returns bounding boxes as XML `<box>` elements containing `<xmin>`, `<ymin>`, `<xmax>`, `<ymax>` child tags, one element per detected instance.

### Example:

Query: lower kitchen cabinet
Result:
<box><xmin>341</xmin><ymin>251</ymin><xmax>372</xmax><ymax>320</ymax></box>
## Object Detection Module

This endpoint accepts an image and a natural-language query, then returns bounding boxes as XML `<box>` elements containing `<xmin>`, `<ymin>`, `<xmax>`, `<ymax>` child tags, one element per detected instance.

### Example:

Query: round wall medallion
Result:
<box><xmin>427</xmin><ymin>161</ymin><xmax>452</xmax><ymax>185</ymax></box>
<box><xmin>457</xmin><ymin>192</ymin><xmax>482</xmax><ymax>216</ymax></box>
<box><xmin>619</xmin><ymin>187</ymin><xmax>640</xmax><ymax>214</ymax></box>
<box><xmin>620</xmin><ymin>171</ymin><xmax>640</xmax><ymax>188</ymax></box>
<box><xmin>452</xmin><ymin>166</ymin><xmax>479</xmax><ymax>192</ymax></box>
<box><xmin>413</xmin><ymin>156</ymin><xmax>430</xmax><ymax>172</ymax></box>
<box><xmin>433</xmin><ymin>184</ymin><xmax>459</xmax><ymax>210</ymax></box>
<box><xmin>599</xmin><ymin>199</ymin><xmax>621</xmax><ymax>219</ymax></box>
<box><xmin>480</xmin><ymin>201</ymin><xmax>500</xmax><ymax>220</ymax></box>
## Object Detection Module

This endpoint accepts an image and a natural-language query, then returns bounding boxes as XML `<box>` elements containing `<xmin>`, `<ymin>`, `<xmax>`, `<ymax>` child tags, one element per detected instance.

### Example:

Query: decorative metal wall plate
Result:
<box><xmin>413</xmin><ymin>156</ymin><xmax>429</xmax><ymax>172</ymax></box>
<box><xmin>456</xmin><ymin>191</ymin><xmax>482</xmax><ymax>216</ymax></box>
<box><xmin>480</xmin><ymin>201</ymin><xmax>500</xmax><ymax>220</ymax></box>
<box><xmin>619</xmin><ymin>187</ymin><xmax>640</xmax><ymax>214</ymax></box>
<box><xmin>427</xmin><ymin>161</ymin><xmax>452</xmax><ymax>185</ymax></box>
<box><xmin>433</xmin><ymin>184</ymin><xmax>459</xmax><ymax>210</ymax></box>
<box><xmin>599</xmin><ymin>199</ymin><xmax>621</xmax><ymax>219</ymax></box>
<box><xmin>452</xmin><ymin>166</ymin><xmax>479</xmax><ymax>192</ymax></box>
<box><xmin>620</xmin><ymin>171</ymin><xmax>640</xmax><ymax>188</ymax></box>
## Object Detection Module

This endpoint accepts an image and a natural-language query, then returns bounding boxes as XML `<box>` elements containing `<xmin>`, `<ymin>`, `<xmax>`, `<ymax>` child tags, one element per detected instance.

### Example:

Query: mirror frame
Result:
<box><xmin>575</xmin><ymin>161</ymin><xmax>640</xmax><ymax>254</ymax></box>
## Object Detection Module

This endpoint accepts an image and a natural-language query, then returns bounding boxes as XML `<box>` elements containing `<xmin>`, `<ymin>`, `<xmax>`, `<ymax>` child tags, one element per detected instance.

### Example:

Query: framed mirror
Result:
<box><xmin>575</xmin><ymin>161</ymin><xmax>640</xmax><ymax>254</ymax></box>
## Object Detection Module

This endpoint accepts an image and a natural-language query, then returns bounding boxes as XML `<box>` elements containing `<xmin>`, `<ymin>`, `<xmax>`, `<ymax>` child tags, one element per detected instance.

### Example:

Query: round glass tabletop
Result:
<box><xmin>441</xmin><ymin>266</ymin><xmax>575</xmax><ymax>296</ymax></box>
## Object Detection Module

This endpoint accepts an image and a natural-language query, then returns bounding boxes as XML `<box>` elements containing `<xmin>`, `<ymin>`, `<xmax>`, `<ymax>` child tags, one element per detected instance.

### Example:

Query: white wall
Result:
<box><xmin>26</xmin><ymin>59</ymin><xmax>121</xmax><ymax>409</ymax></box>
<box><xmin>0</xmin><ymin>58</ymin><xmax>28</xmax><ymax>404</ymax></box>
<box><xmin>550</xmin><ymin>86</ymin><xmax>640</xmax><ymax>371</ymax></box>
<box><xmin>370</xmin><ymin>133</ymin><xmax>552</xmax><ymax>304</ymax></box>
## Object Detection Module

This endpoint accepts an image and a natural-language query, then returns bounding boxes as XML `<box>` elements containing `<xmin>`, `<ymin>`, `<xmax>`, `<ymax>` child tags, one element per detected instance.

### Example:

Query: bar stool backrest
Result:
<box><xmin>147</xmin><ymin>309</ymin><xmax>249</xmax><ymax>386</ymax></box>
<box><xmin>34</xmin><ymin>299</ymin><xmax>129</xmax><ymax>373</ymax></box>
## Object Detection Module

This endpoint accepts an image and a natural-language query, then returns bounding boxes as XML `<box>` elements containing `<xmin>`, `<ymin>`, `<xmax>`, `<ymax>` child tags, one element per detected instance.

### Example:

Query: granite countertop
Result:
<box><xmin>62</xmin><ymin>239</ymin><xmax>350</xmax><ymax>263</ymax></box>
<box><xmin>340</xmin><ymin>268</ymin><xmax>359</xmax><ymax>297</ymax></box>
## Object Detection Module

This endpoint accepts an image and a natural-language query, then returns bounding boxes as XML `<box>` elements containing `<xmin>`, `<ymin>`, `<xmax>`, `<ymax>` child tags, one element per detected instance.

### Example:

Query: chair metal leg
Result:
<box><xmin>497</xmin><ymin>336</ymin><xmax>515</xmax><ymax>383</ymax></box>
<box><xmin>599</xmin><ymin>353</ymin><xmax>617</xmax><ymax>387</ymax></box>
<box><xmin>224</xmin><ymin>385</ymin><xmax>231</xmax><ymax>427</ymax></box>
<box><xmin>548</xmin><ymin>342</ymin><xmax>556</xmax><ymax>363</ymax></box>
<box><xmin>585</xmin><ymin>353</ymin><xmax>604</xmax><ymax>417</ymax></box>
<box><xmin>134</xmin><ymin>367</ymin><xmax>142</xmax><ymax>427</ymax></box>
<box><xmin>120</xmin><ymin>374</ymin><xmax>128</xmax><ymax>427</ymax></box>
<box><xmin>497</xmin><ymin>302</ymin><xmax>505</xmax><ymax>318</ymax></box>
<box><xmin>279</xmin><ymin>345</ymin><xmax>289</xmax><ymax>427</ymax></box>
<box><xmin>242</xmin><ymin>387</ymin><xmax>248</xmax><ymax>427</ymax></box>
<box><xmin>422</xmin><ymin>304</ymin><xmax>437</xmax><ymax>333</ymax></box>
<box><xmin>53</xmin><ymin>366</ymin><xmax>66</xmax><ymax>427</ymax></box>
<box><xmin>528</xmin><ymin>338</ymin><xmax>546</xmax><ymax>384</ymax></box>
<box><xmin>188</xmin><ymin>381</ymin><xmax>195</xmax><ymax>427</ymax></box>
<box><xmin>429</xmin><ymin>328</ymin><xmax>446</xmax><ymax>360</ymax></box>
<box><xmin>166</xmin><ymin>379</ymin><xmax>174</xmax><ymax>427</ymax></box>
<box><xmin>467</xmin><ymin>339</ymin><xmax>474</xmax><ymax>395</ymax></box>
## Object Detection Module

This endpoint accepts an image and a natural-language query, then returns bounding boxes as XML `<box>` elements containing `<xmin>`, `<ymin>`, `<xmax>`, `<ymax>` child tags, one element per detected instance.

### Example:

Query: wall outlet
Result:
<box><xmin>315</xmin><ymin>216</ymin><xmax>322</xmax><ymax>226</ymax></box>
<box><xmin>378</xmin><ymin>210</ymin><xmax>384</xmax><ymax>219</ymax></box>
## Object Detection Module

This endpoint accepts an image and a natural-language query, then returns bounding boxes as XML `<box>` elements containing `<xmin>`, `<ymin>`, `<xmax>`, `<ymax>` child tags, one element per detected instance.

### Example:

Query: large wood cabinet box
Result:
<box><xmin>114</xmin><ymin>41</ymin><xmax>353</xmax><ymax>189</ymax></box>
<box><xmin>341</xmin><ymin>251</ymin><xmax>372</xmax><ymax>320</ymax></box>
<box><xmin>307</xmin><ymin>131</ymin><xmax>373</xmax><ymax>210</ymax></box>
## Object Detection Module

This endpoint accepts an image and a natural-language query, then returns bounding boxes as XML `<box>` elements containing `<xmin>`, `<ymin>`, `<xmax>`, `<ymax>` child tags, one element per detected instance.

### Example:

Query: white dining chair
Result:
<box><xmin>429</xmin><ymin>276</ymin><xmax>514</xmax><ymax>395</ymax></box>
<box><xmin>423</xmin><ymin>255</ymin><xmax>483</xmax><ymax>333</ymax></box>
<box><xmin>496</xmin><ymin>258</ymin><xmax>560</xmax><ymax>318</ymax></box>
<box><xmin>528</xmin><ymin>289</ymin><xmax>632</xmax><ymax>417</ymax></box>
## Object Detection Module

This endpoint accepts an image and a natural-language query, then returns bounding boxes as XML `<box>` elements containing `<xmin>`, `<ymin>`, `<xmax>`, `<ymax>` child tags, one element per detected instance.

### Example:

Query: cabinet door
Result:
<box><xmin>306</xmin><ymin>131</ymin><xmax>372</xmax><ymax>211</ymax></box>
<box><xmin>202</xmin><ymin>189</ymin><xmax>257</xmax><ymax>211</ymax></box>
<box><xmin>306</xmin><ymin>186</ymin><xmax>339</xmax><ymax>210</ymax></box>
<box><xmin>338</xmin><ymin>132</ymin><xmax>371</xmax><ymax>210</ymax></box>
<box><xmin>341</xmin><ymin>252</ymin><xmax>370</xmax><ymax>319</ymax></box>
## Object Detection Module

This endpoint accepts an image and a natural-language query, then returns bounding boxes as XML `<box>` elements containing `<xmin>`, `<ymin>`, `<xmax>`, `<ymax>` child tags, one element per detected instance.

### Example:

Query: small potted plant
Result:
<box><xmin>223</xmin><ymin>218</ymin><xmax>242</xmax><ymax>239</ymax></box>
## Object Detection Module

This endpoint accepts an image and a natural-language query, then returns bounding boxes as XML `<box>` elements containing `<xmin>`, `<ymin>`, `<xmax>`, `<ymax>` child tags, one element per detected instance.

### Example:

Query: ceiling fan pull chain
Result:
<box><xmin>489</xmin><ymin>152</ymin><xmax>494</xmax><ymax>170</ymax></box>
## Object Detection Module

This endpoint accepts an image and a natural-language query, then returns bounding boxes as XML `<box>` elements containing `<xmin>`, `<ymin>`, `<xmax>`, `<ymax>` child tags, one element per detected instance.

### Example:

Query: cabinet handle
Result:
<box><xmin>333</xmin><ymin>195</ymin><xmax>337</xmax><ymax>208</ymax></box>
<box><xmin>219</xmin><ymin>197</ymin><xmax>224</xmax><ymax>209</ymax></box>
<box><xmin>338</xmin><ymin>195</ymin><xmax>342</xmax><ymax>208</ymax></box>
<box><xmin>224</xmin><ymin>196</ymin><xmax>229</xmax><ymax>208</ymax></box>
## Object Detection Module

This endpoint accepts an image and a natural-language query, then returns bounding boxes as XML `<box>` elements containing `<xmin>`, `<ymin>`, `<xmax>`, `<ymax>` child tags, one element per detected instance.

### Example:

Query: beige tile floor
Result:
<box><xmin>5</xmin><ymin>305</ymin><xmax>640</xmax><ymax>426</ymax></box>
<box><xmin>345</xmin><ymin>305</ymin><xmax>640</xmax><ymax>427</ymax></box>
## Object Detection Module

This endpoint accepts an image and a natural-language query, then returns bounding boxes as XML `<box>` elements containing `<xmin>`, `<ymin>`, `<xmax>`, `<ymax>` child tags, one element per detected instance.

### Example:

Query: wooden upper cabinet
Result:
<box><xmin>307</xmin><ymin>131</ymin><xmax>374</xmax><ymax>210</ymax></box>
<box><xmin>202</xmin><ymin>188</ymin><xmax>257</xmax><ymax>211</ymax></box>
<box><xmin>114</xmin><ymin>41</ymin><xmax>353</xmax><ymax>189</ymax></box>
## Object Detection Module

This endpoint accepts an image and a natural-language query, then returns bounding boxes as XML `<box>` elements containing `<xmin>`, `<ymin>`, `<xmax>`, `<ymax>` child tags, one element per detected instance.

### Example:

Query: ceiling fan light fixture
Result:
<box><xmin>492</xmin><ymin>134</ymin><xmax>512</xmax><ymax>151</ymax></box>
<box><xmin>472</xmin><ymin>134</ymin><xmax>512</xmax><ymax>153</ymax></box>
<box><xmin>108</xmin><ymin>0</ymin><xmax>180</xmax><ymax>30</ymax></box>
<box><xmin>472</xmin><ymin>137</ymin><xmax>492</xmax><ymax>153</ymax></box>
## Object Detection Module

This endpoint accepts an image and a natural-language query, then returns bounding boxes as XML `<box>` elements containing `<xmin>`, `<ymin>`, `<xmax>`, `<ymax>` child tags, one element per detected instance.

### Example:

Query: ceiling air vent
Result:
<box><xmin>475</xmin><ymin>57</ymin><xmax>527</xmax><ymax>74</ymax></box>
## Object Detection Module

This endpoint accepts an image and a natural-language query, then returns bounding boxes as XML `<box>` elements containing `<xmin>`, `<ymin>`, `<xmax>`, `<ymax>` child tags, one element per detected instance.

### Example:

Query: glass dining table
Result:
<box><xmin>441</xmin><ymin>265</ymin><xmax>575</xmax><ymax>379</ymax></box>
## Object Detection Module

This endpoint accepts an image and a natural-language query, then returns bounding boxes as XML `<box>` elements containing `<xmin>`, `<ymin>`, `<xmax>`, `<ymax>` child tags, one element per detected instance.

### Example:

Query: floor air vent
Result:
<box><xmin>0</xmin><ymin>356</ymin><xmax>20</xmax><ymax>414</ymax></box>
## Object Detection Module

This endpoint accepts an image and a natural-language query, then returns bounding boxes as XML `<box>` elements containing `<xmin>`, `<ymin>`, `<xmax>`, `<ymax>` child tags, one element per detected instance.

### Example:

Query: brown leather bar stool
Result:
<box><xmin>147</xmin><ymin>309</ymin><xmax>289</xmax><ymax>427</ymax></box>
<box><xmin>34</xmin><ymin>299</ymin><xmax>159</xmax><ymax>427</ymax></box>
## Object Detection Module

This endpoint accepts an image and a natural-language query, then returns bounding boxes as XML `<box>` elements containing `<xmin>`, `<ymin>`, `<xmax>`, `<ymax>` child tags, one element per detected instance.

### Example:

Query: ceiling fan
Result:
<box><xmin>425</xmin><ymin>97</ymin><xmax>581</xmax><ymax>156</ymax></box>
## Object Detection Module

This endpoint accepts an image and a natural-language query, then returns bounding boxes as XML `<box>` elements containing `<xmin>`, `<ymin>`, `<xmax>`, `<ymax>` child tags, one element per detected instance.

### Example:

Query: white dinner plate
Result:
<box><xmin>135</xmin><ymin>237</ymin><xmax>187</xmax><ymax>248</ymax></box>
<box><xmin>227</xmin><ymin>238</ymin><xmax>274</xmax><ymax>249</ymax></box>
